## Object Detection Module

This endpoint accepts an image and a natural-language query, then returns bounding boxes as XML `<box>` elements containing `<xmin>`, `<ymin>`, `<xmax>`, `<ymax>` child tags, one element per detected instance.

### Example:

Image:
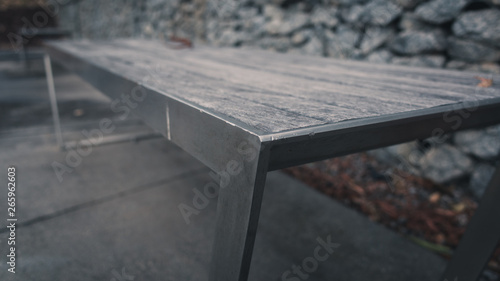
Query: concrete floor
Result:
<box><xmin>0</xmin><ymin>57</ymin><xmax>446</xmax><ymax>280</ymax></box>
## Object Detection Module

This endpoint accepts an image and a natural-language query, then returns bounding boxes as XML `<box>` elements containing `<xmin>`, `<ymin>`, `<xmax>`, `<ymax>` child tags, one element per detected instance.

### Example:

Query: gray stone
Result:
<box><xmin>415</xmin><ymin>0</ymin><xmax>469</xmax><ymax>24</ymax></box>
<box><xmin>454</xmin><ymin>129</ymin><xmax>500</xmax><ymax>160</ymax></box>
<box><xmin>369</xmin><ymin>143</ymin><xmax>424</xmax><ymax>176</ymax></box>
<box><xmin>367</xmin><ymin>49</ymin><xmax>393</xmax><ymax>63</ymax></box>
<box><xmin>218</xmin><ymin>29</ymin><xmax>254</xmax><ymax>46</ymax></box>
<box><xmin>398</xmin><ymin>13</ymin><xmax>436</xmax><ymax>31</ymax></box>
<box><xmin>263</xmin><ymin>4</ymin><xmax>284</xmax><ymax>20</ymax></box>
<box><xmin>251</xmin><ymin>0</ymin><xmax>272</xmax><ymax>5</ymax></box>
<box><xmin>259</xmin><ymin>36</ymin><xmax>291</xmax><ymax>52</ymax></box>
<box><xmin>421</xmin><ymin>55</ymin><xmax>446</xmax><ymax>67</ymax></box>
<box><xmin>381</xmin><ymin>141</ymin><xmax>424</xmax><ymax>172</ymax></box>
<box><xmin>418</xmin><ymin>144</ymin><xmax>473</xmax><ymax>184</ymax></box>
<box><xmin>396</xmin><ymin>141</ymin><xmax>426</xmax><ymax>167</ymax></box>
<box><xmin>332</xmin><ymin>25</ymin><xmax>361</xmax><ymax>45</ymax></box>
<box><xmin>205</xmin><ymin>19</ymin><xmax>220</xmax><ymax>43</ymax></box>
<box><xmin>368</xmin><ymin>147</ymin><xmax>399</xmax><ymax>165</ymax></box>
<box><xmin>390</xmin><ymin>31</ymin><xmax>446</xmax><ymax>55</ymax></box>
<box><xmin>390</xmin><ymin>0</ymin><xmax>426</xmax><ymax>8</ymax></box>
<box><xmin>360</xmin><ymin>26</ymin><xmax>394</xmax><ymax>54</ymax></box>
<box><xmin>237</xmin><ymin>7</ymin><xmax>259</xmax><ymax>20</ymax></box>
<box><xmin>469</xmin><ymin>164</ymin><xmax>496</xmax><ymax>198</ymax></box>
<box><xmin>300</xmin><ymin>35</ymin><xmax>324</xmax><ymax>56</ymax></box>
<box><xmin>361</xmin><ymin>0</ymin><xmax>403</xmax><ymax>26</ymax></box>
<box><xmin>147</xmin><ymin>0</ymin><xmax>169</xmax><ymax>9</ymax></box>
<box><xmin>311</xmin><ymin>7</ymin><xmax>339</xmax><ymax>28</ymax></box>
<box><xmin>341</xmin><ymin>5</ymin><xmax>365</xmax><ymax>23</ymax></box>
<box><xmin>465</xmin><ymin>62</ymin><xmax>500</xmax><ymax>74</ymax></box>
<box><xmin>207</xmin><ymin>0</ymin><xmax>240</xmax><ymax>19</ymax></box>
<box><xmin>392</xmin><ymin>55</ymin><xmax>445</xmax><ymax>68</ymax></box>
<box><xmin>328</xmin><ymin>43</ymin><xmax>355</xmax><ymax>59</ymax></box>
<box><xmin>447</xmin><ymin>37</ymin><xmax>500</xmax><ymax>62</ymax></box>
<box><xmin>445</xmin><ymin>60</ymin><xmax>469</xmax><ymax>70</ymax></box>
<box><xmin>180</xmin><ymin>2</ymin><xmax>196</xmax><ymax>13</ymax></box>
<box><xmin>287</xmin><ymin>2</ymin><xmax>309</xmax><ymax>12</ymax></box>
<box><xmin>291</xmin><ymin>29</ymin><xmax>313</xmax><ymax>45</ymax></box>
<box><xmin>452</xmin><ymin>9</ymin><xmax>500</xmax><ymax>48</ymax></box>
<box><xmin>265</xmin><ymin>12</ymin><xmax>310</xmax><ymax>35</ymax></box>
<box><xmin>447</xmin><ymin>60</ymin><xmax>500</xmax><ymax>74</ymax></box>
<box><xmin>218</xmin><ymin>29</ymin><xmax>239</xmax><ymax>46</ymax></box>
<box><xmin>350</xmin><ymin>49</ymin><xmax>366</xmax><ymax>60</ymax></box>
<box><xmin>271</xmin><ymin>0</ymin><xmax>288</xmax><ymax>6</ymax></box>
<box><xmin>338</xmin><ymin>0</ymin><xmax>371</xmax><ymax>6</ymax></box>
<box><xmin>326</xmin><ymin>26</ymin><xmax>362</xmax><ymax>59</ymax></box>
<box><xmin>242</xmin><ymin>15</ymin><xmax>266</xmax><ymax>37</ymax></box>
<box><xmin>486</xmin><ymin>124</ymin><xmax>500</xmax><ymax>135</ymax></box>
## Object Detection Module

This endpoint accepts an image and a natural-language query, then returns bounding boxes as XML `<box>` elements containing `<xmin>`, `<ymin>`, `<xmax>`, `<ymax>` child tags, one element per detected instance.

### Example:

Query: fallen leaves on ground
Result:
<box><xmin>283</xmin><ymin>152</ymin><xmax>499</xmax><ymax>271</ymax></box>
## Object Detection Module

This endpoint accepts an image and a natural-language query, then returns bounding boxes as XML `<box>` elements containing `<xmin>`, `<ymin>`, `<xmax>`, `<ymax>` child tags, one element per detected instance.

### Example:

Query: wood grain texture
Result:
<box><xmin>46</xmin><ymin>39</ymin><xmax>500</xmax><ymax>135</ymax></box>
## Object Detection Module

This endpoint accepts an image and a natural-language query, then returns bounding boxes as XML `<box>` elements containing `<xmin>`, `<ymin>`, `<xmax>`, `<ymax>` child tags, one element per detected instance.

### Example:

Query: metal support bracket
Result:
<box><xmin>43</xmin><ymin>54</ymin><xmax>64</xmax><ymax>149</ymax></box>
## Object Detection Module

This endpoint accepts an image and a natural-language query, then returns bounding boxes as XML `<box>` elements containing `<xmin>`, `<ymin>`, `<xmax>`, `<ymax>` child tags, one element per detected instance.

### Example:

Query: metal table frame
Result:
<box><xmin>43</xmin><ymin>45</ymin><xmax>500</xmax><ymax>281</ymax></box>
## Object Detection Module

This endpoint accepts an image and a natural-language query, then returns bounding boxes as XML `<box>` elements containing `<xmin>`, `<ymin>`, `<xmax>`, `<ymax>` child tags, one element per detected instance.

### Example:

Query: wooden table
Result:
<box><xmin>44</xmin><ymin>39</ymin><xmax>500</xmax><ymax>281</ymax></box>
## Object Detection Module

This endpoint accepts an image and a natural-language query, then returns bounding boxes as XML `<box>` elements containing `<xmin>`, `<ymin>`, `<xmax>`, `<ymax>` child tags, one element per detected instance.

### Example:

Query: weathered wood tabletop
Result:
<box><xmin>44</xmin><ymin>39</ymin><xmax>500</xmax><ymax>281</ymax></box>
<box><xmin>46</xmin><ymin>39</ymin><xmax>500</xmax><ymax>134</ymax></box>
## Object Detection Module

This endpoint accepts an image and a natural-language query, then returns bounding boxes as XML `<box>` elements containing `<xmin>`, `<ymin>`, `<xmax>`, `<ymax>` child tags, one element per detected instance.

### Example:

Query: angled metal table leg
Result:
<box><xmin>209</xmin><ymin>143</ymin><xmax>271</xmax><ymax>281</ymax></box>
<box><xmin>43</xmin><ymin>54</ymin><xmax>64</xmax><ymax>149</ymax></box>
<box><xmin>441</xmin><ymin>165</ymin><xmax>500</xmax><ymax>281</ymax></box>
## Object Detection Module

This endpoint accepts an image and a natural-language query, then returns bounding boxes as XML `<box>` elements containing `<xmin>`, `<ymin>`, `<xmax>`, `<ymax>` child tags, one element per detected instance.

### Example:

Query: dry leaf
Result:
<box><xmin>452</xmin><ymin>202</ymin><xmax>466</xmax><ymax>213</ymax></box>
<box><xmin>73</xmin><ymin>108</ymin><xmax>84</xmax><ymax>117</ymax></box>
<box><xmin>435</xmin><ymin>233</ymin><xmax>446</xmax><ymax>244</ymax></box>
<box><xmin>429</xmin><ymin>192</ymin><xmax>440</xmax><ymax>204</ymax></box>
<box><xmin>423</xmin><ymin>216</ymin><xmax>439</xmax><ymax>232</ymax></box>
<box><xmin>377</xmin><ymin>201</ymin><xmax>399</xmax><ymax>219</ymax></box>
<box><xmin>475</xmin><ymin>76</ymin><xmax>493</xmax><ymax>88</ymax></box>
<box><xmin>348</xmin><ymin>181</ymin><xmax>366</xmax><ymax>196</ymax></box>
<box><xmin>435</xmin><ymin>208</ymin><xmax>455</xmax><ymax>217</ymax></box>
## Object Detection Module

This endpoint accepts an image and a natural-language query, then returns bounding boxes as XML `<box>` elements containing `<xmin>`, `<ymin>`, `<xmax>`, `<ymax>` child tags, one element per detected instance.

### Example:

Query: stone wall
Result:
<box><xmin>56</xmin><ymin>0</ymin><xmax>500</xmax><ymax>197</ymax></box>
